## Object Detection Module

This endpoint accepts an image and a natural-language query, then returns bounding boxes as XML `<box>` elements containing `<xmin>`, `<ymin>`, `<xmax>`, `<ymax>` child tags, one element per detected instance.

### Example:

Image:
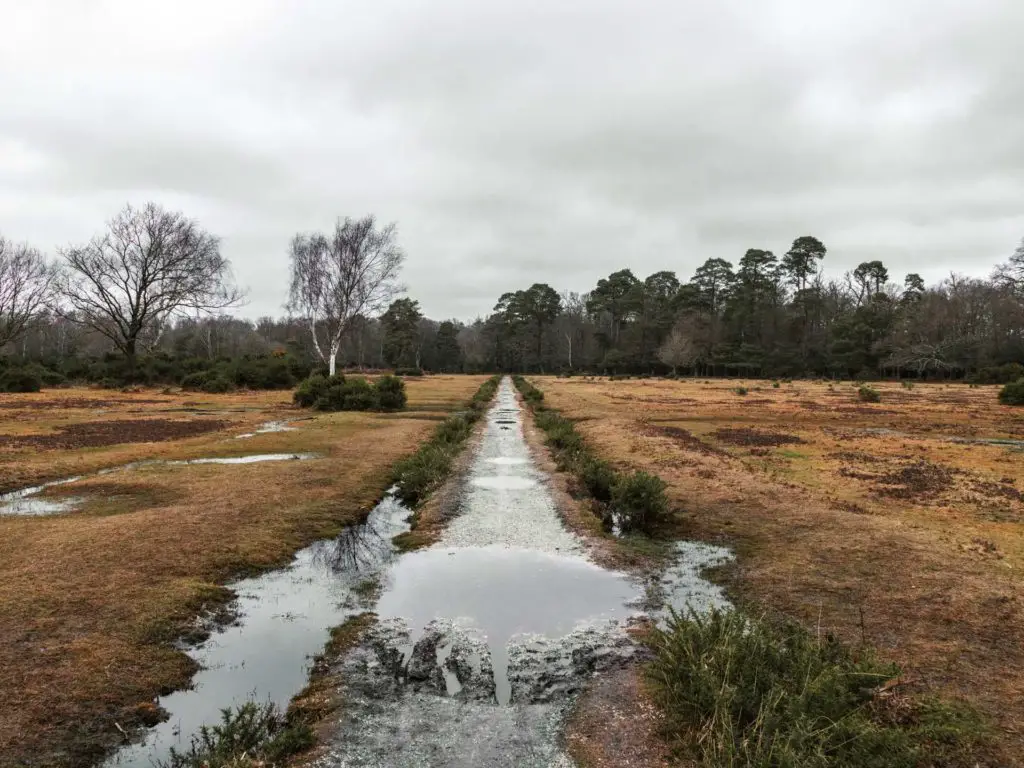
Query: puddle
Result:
<box><xmin>235</xmin><ymin>420</ymin><xmax>299</xmax><ymax>439</ymax></box>
<box><xmin>649</xmin><ymin>541</ymin><xmax>733</xmax><ymax>627</ymax></box>
<box><xmin>469</xmin><ymin>475</ymin><xmax>538</xmax><ymax>490</ymax></box>
<box><xmin>104</xmin><ymin>492</ymin><xmax>412</xmax><ymax>767</ymax></box>
<box><xmin>1</xmin><ymin>455</ymin><xmax>320</xmax><ymax>516</ymax></box>
<box><xmin>375</xmin><ymin>545</ymin><xmax>640</xmax><ymax>705</ymax></box>
<box><xmin>171</xmin><ymin>453</ymin><xmax>318</xmax><ymax>465</ymax></box>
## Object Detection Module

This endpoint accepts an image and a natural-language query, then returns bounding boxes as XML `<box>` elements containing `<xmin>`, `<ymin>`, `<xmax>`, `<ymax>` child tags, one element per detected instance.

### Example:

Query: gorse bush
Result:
<box><xmin>394</xmin><ymin>367</ymin><xmax>424</xmax><ymax>377</ymax></box>
<box><xmin>374</xmin><ymin>375</ymin><xmax>407</xmax><ymax>411</ymax></box>
<box><xmin>291</xmin><ymin>374</ymin><xmax>407</xmax><ymax>412</ymax></box>
<box><xmin>858</xmin><ymin>384</ymin><xmax>882</xmax><ymax>403</ymax></box>
<box><xmin>161</xmin><ymin>701</ymin><xmax>312</xmax><ymax>768</ymax></box>
<box><xmin>734</xmin><ymin>386</ymin><xmax>748</xmax><ymax>396</ymax></box>
<box><xmin>902</xmin><ymin>380</ymin><xmax>915</xmax><ymax>390</ymax></box>
<box><xmin>513</xmin><ymin>376</ymin><xmax>671</xmax><ymax>536</ymax></box>
<box><xmin>646</xmin><ymin>608</ymin><xmax>988</xmax><ymax>767</ymax></box>
<box><xmin>393</xmin><ymin>376</ymin><xmax>499</xmax><ymax>506</ymax></box>
<box><xmin>0</xmin><ymin>367</ymin><xmax>42</xmax><ymax>393</ymax></box>
<box><xmin>581</xmin><ymin>457</ymin><xmax>616</xmax><ymax>503</ymax></box>
<box><xmin>973</xmin><ymin>362</ymin><xmax>1024</xmax><ymax>385</ymax></box>
<box><xmin>998</xmin><ymin>378</ymin><xmax>1024</xmax><ymax>406</ymax></box>
<box><xmin>612</xmin><ymin>471</ymin><xmax>669</xmax><ymax>533</ymax></box>
<box><xmin>293</xmin><ymin>373</ymin><xmax>332</xmax><ymax>407</ymax></box>
<box><xmin>512</xmin><ymin>375</ymin><xmax>544</xmax><ymax>405</ymax></box>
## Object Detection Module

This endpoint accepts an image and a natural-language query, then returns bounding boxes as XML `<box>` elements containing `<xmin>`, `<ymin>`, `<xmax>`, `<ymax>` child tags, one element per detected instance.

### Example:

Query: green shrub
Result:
<box><xmin>470</xmin><ymin>376</ymin><xmax>501</xmax><ymax>413</ymax></box>
<box><xmin>180</xmin><ymin>372</ymin><xmax>209</xmax><ymax>391</ymax></box>
<box><xmin>734</xmin><ymin>386</ymin><xmax>748</xmax><ymax>396</ymax></box>
<box><xmin>512</xmin><ymin>375</ymin><xmax>544</xmax><ymax>406</ymax></box>
<box><xmin>901</xmin><ymin>380</ymin><xmax>915</xmax><ymax>390</ymax></box>
<box><xmin>394</xmin><ymin>367</ymin><xmax>424</xmax><ymax>377</ymax></box>
<box><xmin>374</xmin><ymin>375</ymin><xmax>407</xmax><ymax>411</ymax></box>
<box><xmin>581</xmin><ymin>458</ymin><xmax>617</xmax><ymax>503</ymax></box>
<box><xmin>317</xmin><ymin>377</ymin><xmax>379</xmax><ymax>411</ymax></box>
<box><xmin>611</xmin><ymin>471</ymin><xmax>668</xmax><ymax>534</ymax></box>
<box><xmin>646</xmin><ymin>608</ymin><xmax>987</xmax><ymax>767</ymax></box>
<box><xmin>232</xmin><ymin>357</ymin><xmax>297</xmax><ymax>390</ymax></box>
<box><xmin>973</xmin><ymin>363</ymin><xmax>1024</xmax><ymax>385</ymax></box>
<box><xmin>201</xmin><ymin>375</ymin><xmax>234</xmax><ymax>394</ymax></box>
<box><xmin>998</xmin><ymin>379</ymin><xmax>1024</xmax><ymax>406</ymax></box>
<box><xmin>162</xmin><ymin>701</ymin><xmax>312</xmax><ymax>768</ymax></box>
<box><xmin>772</xmin><ymin>380</ymin><xmax>780</xmax><ymax>388</ymax></box>
<box><xmin>858</xmin><ymin>384</ymin><xmax>881</xmax><ymax>403</ymax></box>
<box><xmin>0</xmin><ymin>368</ymin><xmax>42</xmax><ymax>393</ymax></box>
<box><xmin>433</xmin><ymin>414</ymin><xmax>473</xmax><ymax>446</ymax></box>
<box><xmin>393</xmin><ymin>443</ymin><xmax>453</xmax><ymax>506</ymax></box>
<box><xmin>293</xmin><ymin>374</ymin><xmax>335</xmax><ymax>408</ymax></box>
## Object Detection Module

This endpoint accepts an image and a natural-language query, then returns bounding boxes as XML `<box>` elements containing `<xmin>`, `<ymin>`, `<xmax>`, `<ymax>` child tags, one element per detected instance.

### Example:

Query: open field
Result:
<box><xmin>0</xmin><ymin>376</ymin><xmax>485</xmax><ymax>768</ymax></box>
<box><xmin>538</xmin><ymin>376</ymin><xmax>1024</xmax><ymax>765</ymax></box>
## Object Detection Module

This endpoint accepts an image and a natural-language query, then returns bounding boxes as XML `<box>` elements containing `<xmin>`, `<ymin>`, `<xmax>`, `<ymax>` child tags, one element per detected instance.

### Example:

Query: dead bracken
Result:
<box><xmin>0</xmin><ymin>418</ymin><xmax>232</xmax><ymax>449</ymax></box>
<box><xmin>712</xmin><ymin>427</ymin><xmax>806</xmax><ymax>447</ymax></box>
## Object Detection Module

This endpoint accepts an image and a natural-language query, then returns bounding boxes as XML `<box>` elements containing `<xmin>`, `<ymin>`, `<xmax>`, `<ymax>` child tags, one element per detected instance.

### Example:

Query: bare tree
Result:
<box><xmin>287</xmin><ymin>216</ymin><xmax>405</xmax><ymax>376</ymax></box>
<box><xmin>56</xmin><ymin>203</ymin><xmax>241</xmax><ymax>373</ymax></box>
<box><xmin>0</xmin><ymin>236</ymin><xmax>54</xmax><ymax>349</ymax></box>
<box><xmin>658</xmin><ymin>322</ymin><xmax>697</xmax><ymax>375</ymax></box>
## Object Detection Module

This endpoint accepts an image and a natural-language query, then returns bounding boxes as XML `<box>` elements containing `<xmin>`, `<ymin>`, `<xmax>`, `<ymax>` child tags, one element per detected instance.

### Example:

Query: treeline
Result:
<box><xmin>2</xmin><ymin>205</ymin><xmax>1023</xmax><ymax>386</ymax></box>
<box><xmin>468</xmin><ymin>236</ymin><xmax>1024</xmax><ymax>379</ymax></box>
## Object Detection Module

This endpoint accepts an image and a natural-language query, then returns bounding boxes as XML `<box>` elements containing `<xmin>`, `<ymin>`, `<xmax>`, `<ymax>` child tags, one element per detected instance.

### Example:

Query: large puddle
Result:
<box><xmin>103</xmin><ymin>378</ymin><xmax>732</xmax><ymax>767</ymax></box>
<box><xmin>105</xmin><ymin>493</ymin><xmax>411</xmax><ymax>767</ymax></box>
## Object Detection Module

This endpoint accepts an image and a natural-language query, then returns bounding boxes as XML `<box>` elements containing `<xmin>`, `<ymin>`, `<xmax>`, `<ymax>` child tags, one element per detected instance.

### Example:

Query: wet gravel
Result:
<box><xmin>315</xmin><ymin>380</ymin><xmax>647</xmax><ymax>767</ymax></box>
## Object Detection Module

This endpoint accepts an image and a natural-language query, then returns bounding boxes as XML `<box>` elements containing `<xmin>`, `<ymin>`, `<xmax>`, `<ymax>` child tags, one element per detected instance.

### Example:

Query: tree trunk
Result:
<box><xmin>328</xmin><ymin>338</ymin><xmax>341</xmax><ymax>376</ymax></box>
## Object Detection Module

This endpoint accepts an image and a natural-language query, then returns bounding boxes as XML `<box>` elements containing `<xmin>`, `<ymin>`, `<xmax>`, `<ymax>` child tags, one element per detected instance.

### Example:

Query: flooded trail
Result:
<box><xmin>313</xmin><ymin>379</ymin><xmax>643</xmax><ymax>767</ymax></box>
<box><xmin>103</xmin><ymin>377</ymin><xmax>730</xmax><ymax>767</ymax></box>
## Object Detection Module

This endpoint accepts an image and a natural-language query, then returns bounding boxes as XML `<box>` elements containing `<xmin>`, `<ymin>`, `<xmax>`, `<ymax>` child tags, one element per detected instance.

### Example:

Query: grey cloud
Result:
<box><xmin>1</xmin><ymin>0</ymin><xmax>1023</xmax><ymax>320</ymax></box>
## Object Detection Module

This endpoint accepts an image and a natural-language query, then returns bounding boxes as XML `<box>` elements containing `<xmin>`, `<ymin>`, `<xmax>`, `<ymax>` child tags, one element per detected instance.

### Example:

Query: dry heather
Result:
<box><xmin>0</xmin><ymin>376</ymin><xmax>484</xmax><ymax>768</ymax></box>
<box><xmin>539</xmin><ymin>376</ymin><xmax>1024</xmax><ymax>765</ymax></box>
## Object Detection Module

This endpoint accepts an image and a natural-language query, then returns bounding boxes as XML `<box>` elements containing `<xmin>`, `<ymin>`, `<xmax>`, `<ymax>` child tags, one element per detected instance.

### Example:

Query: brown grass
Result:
<box><xmin>0</xmin><ymin>377</ymin><xmax>485</xmax><ymax>768</ymax></box>
<box><xmin>537</xmin><ymin>376</ymin><xmax>1024</xmax><ymax>765</ymax></box>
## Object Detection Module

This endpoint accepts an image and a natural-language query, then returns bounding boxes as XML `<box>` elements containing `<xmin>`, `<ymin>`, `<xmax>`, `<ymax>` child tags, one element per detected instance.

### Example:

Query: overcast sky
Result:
<box><xmin>2</xmin><ymin>1</ymin><xmax>1022</xmax><ymax>320</ymax></box>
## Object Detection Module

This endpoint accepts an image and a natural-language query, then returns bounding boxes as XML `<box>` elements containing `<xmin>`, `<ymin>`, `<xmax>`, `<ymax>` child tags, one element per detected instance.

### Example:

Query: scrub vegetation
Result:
<box><xmin>539</xmin><ymin>375</ymin><xmax>1024</xmax><ymax>765</ymax></box>
<box><xmin>0</xmin><ymin>375</ymin><xmax>485</xmax><ymax>767</ymax></box>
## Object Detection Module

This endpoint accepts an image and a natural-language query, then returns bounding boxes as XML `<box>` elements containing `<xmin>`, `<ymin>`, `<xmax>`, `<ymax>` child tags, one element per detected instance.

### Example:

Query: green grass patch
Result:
<box><xmin>646</xmin><ymin>608</ymin><xmax>990</xmax><ymax>767</ymax></box>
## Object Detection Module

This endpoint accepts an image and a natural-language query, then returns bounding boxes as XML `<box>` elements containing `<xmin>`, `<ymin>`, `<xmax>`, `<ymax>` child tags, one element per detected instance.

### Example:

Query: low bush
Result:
<box><xmin>162</xmin><ymin>701</ymin><xmax>312</xmax><ymax>768</ymax></box>
<box><xmin>318</xmin><ymin>377</ymin><xmax>378</xmax><ymax>411</ymax></box>
<box><xmin>201</xmin><ymin>375</ymin><xmax>235</xmax><ymax>394</ymax></box>
<box><xmin>375</xmin><ymin>375</ymin><xmax>407</xmax><ymax>411</ymax></box>
<box><xmin>580</xmin><ymin>457</ymin><xmax>616</xmax><ymax>503</ymax></box>
<box><xmin>734</xmin><ymin>386</ymin><xmax>748</xmax><ymax>396</ymax></box>
<box><xmin>394</xmin><ymin>367</ymin><xmax>424</xmax><ymax>377</ymax></box>
<box><xmin>512</xmin><ymin>375</ymin><xmax>544</xmax><ymax>406</ymax></box>
<box><xmin>772</xmin><ymin>380</ymin><xmax>780</xmax><ymax>388</ymax></box>
<box><xmin>973</xmin><ymin>362</ymin><xmax>1024</xmax><ymax>385</ymax></box>
<box><xmin>998</xmin><ymin>378</ymin><xmax>1024</xmax><ymax>406</ymax></box>
<box><xmin>858</xmin><ymin>384</ymin><xmax>882</xmax><ymax>403</ymax></box>
<box><xmin>393</xmin><ymin>376</ymin><xmax>499</xmax><ymax>506</ymax></box>
<box><xmin>180</xmin><ymin>372</ymin><xmax>208</xmax><ymax>391</ymax></box>
<box><xmin>902</xmin><ymin>380</ymin><xmax>915</xmax><ymax>390</ymax></box>
<box><xmin>0</xmin><ymin>368</ymin><xmax>42</xmax><ymax>393</ymax></box>
<box><xmin>611</xmin><ymin>471</ymin><xmax>669</xmax><ymax>534</ymax></box>
<box><xmin>293</xmin><ymin>374</ymin><xmax>335</xmax><ymax>407</ymax></box>
<box><xmin>646</xmin><ymin>608</ymin><xmax>988</xmax><ymax>767</ymax></box>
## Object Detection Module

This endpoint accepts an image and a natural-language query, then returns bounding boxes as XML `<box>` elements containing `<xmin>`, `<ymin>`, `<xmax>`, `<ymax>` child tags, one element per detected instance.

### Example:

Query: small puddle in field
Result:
<box><xmin>0</xmin><ymin>455</ymin><xmax>319</xmax><ymax>516</ymax></box>
<box><xmin>104</xmin><ymin>492</ymin><xmax>412</xmax><ymax>767</ymax></box>
<box><xmin>103</xmin><ymin>378</ymin><xmax>732</xmax><ymax>767</ymax></box>
<box><xmin>235</xmin><ymin>420</ymin><xmax>299</xmax><ymax>439</ymax></box>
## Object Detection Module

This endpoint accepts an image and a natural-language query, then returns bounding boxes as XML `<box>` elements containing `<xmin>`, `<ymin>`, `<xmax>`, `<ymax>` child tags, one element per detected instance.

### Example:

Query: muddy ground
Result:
<box><xmin>538</xmin><ymin>376</ymin><xmax>1024</xmax><ymax>765</ymax></box>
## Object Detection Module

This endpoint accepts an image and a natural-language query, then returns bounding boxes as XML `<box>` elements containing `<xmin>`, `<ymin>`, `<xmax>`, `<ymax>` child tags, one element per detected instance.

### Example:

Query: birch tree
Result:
<box><xmin>0</xmin><ymin>236</ymin><xmax>54</xmax><ymax>349</ymax></box>
<box><xmin>287</xmin><ymin>216</ymin><xmax>405</xmax><ymax>376</ymax></box>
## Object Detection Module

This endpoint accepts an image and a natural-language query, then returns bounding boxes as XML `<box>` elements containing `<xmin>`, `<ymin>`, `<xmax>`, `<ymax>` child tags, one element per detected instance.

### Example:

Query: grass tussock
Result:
<box><xmin>513</xmin><ymin>376</ymin><xmax>670</xmax><ymax>535</ymax></box>
<box><xmin>647</xmin><ymin>608</ymin><xmax>989</xmax><ymax>768</ymax></box>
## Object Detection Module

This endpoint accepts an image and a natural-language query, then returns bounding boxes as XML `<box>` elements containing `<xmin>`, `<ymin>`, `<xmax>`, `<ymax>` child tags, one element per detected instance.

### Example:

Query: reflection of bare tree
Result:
<box><xmin>312</xmin><ymin>497</ymin><xmax>409</xmax><ymax>576</ymax></box>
